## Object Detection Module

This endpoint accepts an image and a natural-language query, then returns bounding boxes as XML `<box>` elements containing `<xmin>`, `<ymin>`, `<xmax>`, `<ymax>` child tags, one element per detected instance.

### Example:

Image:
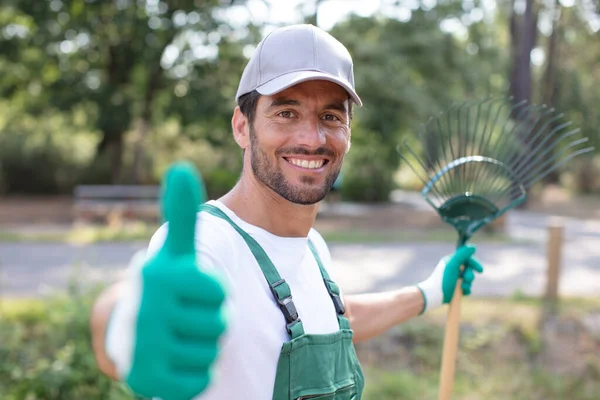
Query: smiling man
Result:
<box><xmin>90</xmin><ymin>24</ymin><xmax>483</xmax><ymax>400</ymax></box>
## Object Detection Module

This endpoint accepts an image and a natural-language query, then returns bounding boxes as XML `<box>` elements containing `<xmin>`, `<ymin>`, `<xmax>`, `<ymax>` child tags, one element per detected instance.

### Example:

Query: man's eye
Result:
<box><xmin>278</xmin><ymin>111</ymin><xmax>294</xmax><ymax>118</ymax></box>
<box><xmin>322</xmin><ymin>114</ymin><xmax>340</xmax><ymax>121</ymax></box>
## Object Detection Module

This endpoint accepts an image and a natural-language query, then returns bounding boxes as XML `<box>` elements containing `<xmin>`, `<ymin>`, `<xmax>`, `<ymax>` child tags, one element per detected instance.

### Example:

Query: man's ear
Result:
<box><xmin>232</xmin><ymin>107</ymin><xmax>250</xmax><ymax>149</ymax></box>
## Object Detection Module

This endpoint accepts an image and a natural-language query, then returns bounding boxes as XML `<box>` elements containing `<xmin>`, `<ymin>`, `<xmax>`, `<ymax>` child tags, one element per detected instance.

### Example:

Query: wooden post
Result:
<box><xmin>545</xmin><ymin>217</ymin><xmax>564</xmax><ymax>310</ymax></box>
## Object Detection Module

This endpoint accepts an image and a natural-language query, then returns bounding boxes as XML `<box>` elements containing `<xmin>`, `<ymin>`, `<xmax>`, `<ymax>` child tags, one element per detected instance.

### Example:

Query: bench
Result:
<box><xmin>73</xmin><ymin>185</ymin><xmax>161</xmax><ymax>223</ymax></box>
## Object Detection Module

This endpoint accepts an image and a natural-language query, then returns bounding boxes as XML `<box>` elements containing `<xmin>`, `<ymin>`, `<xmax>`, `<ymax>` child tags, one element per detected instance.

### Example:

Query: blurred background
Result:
<box><xmin>0</xmin><ymin>0</ymin><xmax>599</xmax><ymax>399</ymax></box>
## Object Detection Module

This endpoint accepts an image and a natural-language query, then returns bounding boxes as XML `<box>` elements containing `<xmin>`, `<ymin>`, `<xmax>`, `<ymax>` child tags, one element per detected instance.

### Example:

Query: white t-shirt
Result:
<box><xmin>146</xmin><ymin>200</ymin><xmax>342</xmax><ymax>400</ymax></box>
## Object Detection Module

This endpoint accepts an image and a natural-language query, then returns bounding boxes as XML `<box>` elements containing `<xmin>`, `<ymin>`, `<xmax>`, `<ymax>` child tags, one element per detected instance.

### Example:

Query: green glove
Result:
<box><xmin>417</xmin><ymin>244</ymin><xmax>483</xmax><ymax>314</ymax></box>
<box><xmin>106</xmin><ymin>162</ymin><xmax>227</xmax><ymax>400</ymax></box>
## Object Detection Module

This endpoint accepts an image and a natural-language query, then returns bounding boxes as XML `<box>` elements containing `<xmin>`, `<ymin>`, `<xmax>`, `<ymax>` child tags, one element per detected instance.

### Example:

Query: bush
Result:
<box><xmin>341</xmin><ymin>133</ymin><xmax>396</xmax><ymax>202</ymax></box>
<box><xmin>0</xmin><ymin>289</ymin><xmax>137</xmax><ymax>400</ymax></box>
<box><xmin>204</xmin><ymin>167</ymin><xmax>240</xmax><ymax>199</ymax></box>
<box><xmin>0</xmin><ymin>105</ymin><xmax>98</xmax><ymax>194</ymax></box>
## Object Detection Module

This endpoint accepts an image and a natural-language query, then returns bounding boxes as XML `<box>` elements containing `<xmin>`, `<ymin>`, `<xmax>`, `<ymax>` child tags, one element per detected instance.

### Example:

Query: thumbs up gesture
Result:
<box><xmin>106</xmin><ymin>162</ymin><xmax>227</xmax><ymax>400</ymax></box>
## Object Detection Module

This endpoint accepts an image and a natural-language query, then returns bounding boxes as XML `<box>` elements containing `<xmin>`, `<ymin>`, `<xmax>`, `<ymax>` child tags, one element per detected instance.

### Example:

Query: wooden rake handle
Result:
<box><xmin>438</xmin><ymin>273</ymin><xmax>464</xmax><ymax>400</ymax></box>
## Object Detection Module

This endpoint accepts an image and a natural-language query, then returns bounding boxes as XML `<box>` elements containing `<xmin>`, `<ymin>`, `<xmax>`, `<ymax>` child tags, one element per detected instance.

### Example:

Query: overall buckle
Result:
<box><xmin>324</xmin><ymin>278</ymin><xmax>346</xmax><ymax>315</ymax></box>
<box><xmin>269</xmin><ymin>279</ymin><xmax>300</xmax><ymax>332</ymax></box>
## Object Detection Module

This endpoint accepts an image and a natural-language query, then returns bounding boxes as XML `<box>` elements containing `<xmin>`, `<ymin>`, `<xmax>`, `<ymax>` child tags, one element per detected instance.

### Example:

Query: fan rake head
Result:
<box><xmin>398</xmin><ymin>97</ymin><xmax>594</xmax><ymax>244</ymax></box>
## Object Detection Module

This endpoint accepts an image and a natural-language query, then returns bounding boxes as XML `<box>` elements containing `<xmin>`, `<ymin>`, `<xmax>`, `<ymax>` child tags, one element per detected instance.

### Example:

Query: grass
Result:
<box><xmin>0</xmin><ymin>222</ymin><xmax>158</xmax><ymax>244</ymax></box>
<box><xmin>0</xmin><ymin>224</ymin><xmax>529</xmax><ymax>245</ymax></box>
<box><xmin>358</xmin><ymin>295</ymin><xmax>600</xmax><ymax>400</ymax></box>
<box><xmin>362</xmin><ymin>364</ymin><xmax>600</xmax><ymax>400</ymax></box>
<box><xmin>321</xmin><ymin>228</ymin><xmax>528</xmax><ymax>244</ymax></box>
<box><xmin>1</xmin><ymin>291</ymin><xmax>599</xmax><ymax>400</ymax></box>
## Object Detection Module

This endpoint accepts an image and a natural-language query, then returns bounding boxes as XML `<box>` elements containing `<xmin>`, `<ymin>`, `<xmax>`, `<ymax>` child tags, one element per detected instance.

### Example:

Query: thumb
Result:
<box><xmin>161</xmin><ymin>161</ymin><xmax>206</xmax><ymax>256</ymax></box>
<box><xmin>447</xmin><ymin>244</ymin><xmax>476</xmax><ymax>271</ymax></box>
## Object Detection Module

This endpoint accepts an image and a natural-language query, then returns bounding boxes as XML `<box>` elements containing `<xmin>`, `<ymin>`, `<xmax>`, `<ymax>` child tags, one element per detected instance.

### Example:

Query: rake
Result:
<box><xmin>397</xmin><ymin>97</ymin><xmax>594</xmax><ymax>400</ymax></box>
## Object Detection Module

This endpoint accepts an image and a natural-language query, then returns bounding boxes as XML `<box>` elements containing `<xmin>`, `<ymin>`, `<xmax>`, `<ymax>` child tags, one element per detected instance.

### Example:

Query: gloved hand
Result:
<box><xmin>417</xmin><ymin>244</ymin><xmax>483</xmax><ymax>314</ymax></box>
<box><xmin>106</xmin><ymin>162</ymin><xmax>228</xmax><ymax>400</ymax></box>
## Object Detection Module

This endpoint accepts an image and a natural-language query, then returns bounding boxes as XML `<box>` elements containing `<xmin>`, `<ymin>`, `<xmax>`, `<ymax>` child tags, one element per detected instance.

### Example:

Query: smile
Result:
<box><xmin>284</xmin><ymin>157</ymin><xmax>328</xmax><ymax>170</ymax></box>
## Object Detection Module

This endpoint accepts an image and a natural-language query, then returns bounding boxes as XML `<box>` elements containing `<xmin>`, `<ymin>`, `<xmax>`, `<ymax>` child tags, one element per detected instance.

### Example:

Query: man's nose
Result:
<box><xmin>296</xmin><ymin>117</ymin><xmax>326</xmax><ymax>149</ymax></box>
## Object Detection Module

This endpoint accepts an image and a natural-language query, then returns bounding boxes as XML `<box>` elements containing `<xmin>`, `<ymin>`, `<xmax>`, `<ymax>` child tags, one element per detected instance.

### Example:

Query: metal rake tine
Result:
<box><xmin>480</xmin><ymin>103</ymin><xmax>548</xmax><ymax>197</ymax></box>
<box><xmin>473</xmin><ymin>98</ymin><xmax>513</xmax><ymax>196</ymax></box>
<box><xmin>425</xmin><ymin>114</ymin><xmax>455</xmax><ymax>201</ymax></box>
<box><xmin>505</xmin><ymin>109</ymin><xmax>566</xmax><ymax>171</ymax></box>
<box><xmin>521</xmin><ymin>147</ymin><xmax>595</xmax><ymax>189</ymax></box>
<box><xmin>473</xmin><ymin>97</ymin><xmax>496</xmax><ymax>156</ymax></box>
<box><xmin>397</xmin><ymin>144</ymin><xmax>431</xmax><ymax>187</ymax></box>
<box><xmin>508</xmin><ymin>121</ymin><xmax>575</xmax><ymax>178</ymax></box>
<box><xmin>518</xmin><ymin>138</ymin><xmax>592</xmax><ymax>188</ymax></box>
<box><xmin>508</xmin><ymin>124</ymin><xmax>579</xmax><ymax>182</ymax></box>
<box><xmin>443</xmin><ymin>104</ymin><xmax>458</xmax><ymax>164</ymax></box>
<box><xmin>488</xmin><ymin>102</ymin><xmax>547</xmax><ymax>171</ymax></box>
<box><xmin>496</xmin><ymin>138</ymin><xmax>592</xmax><ymax>201</ymax></box>
<box><xmin>487</xmin><ymin>170</ymin><xmax>523</xmax><ymax>206</ymax></box>
<box><xmin>427</xmin><ymin>124</ymin><xmax>457</xmax><ymax>204</ymax></box>
<box><xmin>469</xmin><ymin>98</ymin><xmax>496</xmax><ymax>195</ymax></box>
<box><xmin>464</xmin><ymin>102</ymin><xmax>476</xmax><ymax>194</ymax></box>
<box><xmin>415</xmin><ymin>124</ymin><xmax>453</xmax><ymax>203</ymax></box>
<box><xmin>454</xmin><ymin>102</ymin><xmax>470</xmax><ymax>195</ymax></box>
<box><xmin>431</xmin><ymin>119</ymin><xmax>455</xmax><ymax>199</ymax></box>
<box><xmin>398</xmin><ymin>141</ymin><xmax>449</xmax><ymax>201</ymax></box>
<box><xmin>432</xmin><ymin>114</ymin><xmax>454</xmax><ymax>198</ymax></box>
<box><xmin>484</xmin><ymin>163</ymin><xmax>518</xmax><ymax>206</ymax></box>
<box><xmin>477</xmin><ymin>99</ymin><xmax>530</xmax><ymax>194</ymax></box>
<box><xmin>502</xmin><ymin>145</ymin><xmax>594</xmax><ymax>198</ymax></box>
<box><xmin>507</xmin><ymin>105</ymin><xmax>554</xmax><ymax>165</ymax></box>
<box><xmin>418</xmin><ymin>123</ymin><xmax>450</xmax><ymax>200</ymax></box>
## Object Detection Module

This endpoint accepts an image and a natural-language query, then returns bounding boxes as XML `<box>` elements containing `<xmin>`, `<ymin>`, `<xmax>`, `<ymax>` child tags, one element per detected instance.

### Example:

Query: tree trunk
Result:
<box><xmin>509</xmin><ymin>0</ymin><xmax>538</xmax><ymax>207</ymax></box>
<box><xmin>131</xmin><ymin>119</ymin><xmax>149</xmax><ymax>184</ymax></box>
<box><xmin>509</xmin><ymin>0</ymin><xmax>538</xmax><ymax>108</ymax></box>
<box><xmin>542</xmin><ymin>2</ymin><xmax>560</xmax><ymax>109</ymax></box>
<box><xmin>131</xmin><ymin>63</ymin><xmax>162</xmax><ymax>184</ymax></box>
<box><xmin>541</xmin><ymin>0</ymin><xmax>561</xmax><ymax>183</ymax></box>
<box><xmin>97</xmin><ymin>132</ymin><xmax>124</xmax><ymax>183</ymax></box>
<box><xmin>304</xmin><ymin>0</ymin><xmax>324</xmax><ymax>26</ymax></box>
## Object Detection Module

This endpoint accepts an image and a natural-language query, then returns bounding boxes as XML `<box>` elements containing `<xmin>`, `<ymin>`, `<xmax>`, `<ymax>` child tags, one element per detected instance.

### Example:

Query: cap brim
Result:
<box><xmin>256</xmin><ymin>71</ymin><xmax>362</xmax><ymax>107</ymax></box>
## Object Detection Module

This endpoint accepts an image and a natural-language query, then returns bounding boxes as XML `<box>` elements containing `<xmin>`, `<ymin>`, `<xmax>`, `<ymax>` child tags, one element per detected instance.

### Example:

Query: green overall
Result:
<box><xmin>200</xmin><ymin>204</ymin><xmax>364</xmax><ymax>400</ymax></box>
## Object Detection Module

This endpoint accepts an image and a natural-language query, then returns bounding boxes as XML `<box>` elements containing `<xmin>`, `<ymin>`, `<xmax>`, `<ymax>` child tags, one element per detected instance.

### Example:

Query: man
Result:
<box><xmin>90</xmin><ymin>24</ymin><xmax>483</xmax><ymax>400</ymax></box>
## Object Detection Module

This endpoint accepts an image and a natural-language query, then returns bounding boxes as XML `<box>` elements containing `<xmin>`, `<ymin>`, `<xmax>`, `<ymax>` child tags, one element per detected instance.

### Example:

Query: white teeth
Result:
<box><xmin>288</xmin><ymin>158</ymin><xmax>324</xmax><ymax>169</ymax></box>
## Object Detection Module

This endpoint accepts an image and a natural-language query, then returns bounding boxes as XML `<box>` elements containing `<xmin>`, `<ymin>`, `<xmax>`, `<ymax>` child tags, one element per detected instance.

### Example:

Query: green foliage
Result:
<box><xmin>1</xmin><ymin>291</ymin><xmax>599</xmax><ymax>399</ymax></box>
<box><xmin>0</xmin><ymin>290</ymin><xmax>137</xmax><ymax>400</ymax></box>
<box><xmin>332</xmin><ymin>8</ymin><xmax>509</xmax><ymax>201</ymax></box>
<box><xmin>204</xmin><ymin>167</ymin><xmax>240</xmax><ymax>199</ymax></box>
<box><xmin>0</xmin><ymin>0</ymin><xmax>255</xmax><ymax>184</ymax></box>
<box><xmin>363</xmin><ymin>368</ymin><xmax>438</xmax><ymax>399</ymax></box>
<box><xmin>0</xmin><ymin>102</ymin><xmax>97</xmax><ymax>194</ymax></box>
<box><xmin>362</xmin><ymin>365</ymin><xmax>600</xmax><ymax>400</ymax></box>
<box><xmin>0</xmin><ymin>0</ymin><xmax>598</xmax><ymax>197</ymax></box>
<box><xmin>359</xmin><ymin>310</ymin><xmax>600</xmax><ymax>400</ymax></box>
<box><xmin>341</xmin><ymin>129</ymin><xmax>396</xmax><ymax>202</ymax></box>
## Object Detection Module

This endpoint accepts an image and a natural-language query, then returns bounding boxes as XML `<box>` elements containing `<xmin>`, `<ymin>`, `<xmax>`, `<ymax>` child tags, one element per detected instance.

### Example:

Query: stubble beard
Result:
<box><xmin>249</xmin><ymin>125</ymin><xmax>342</xmax><ymax>205</ymax></box>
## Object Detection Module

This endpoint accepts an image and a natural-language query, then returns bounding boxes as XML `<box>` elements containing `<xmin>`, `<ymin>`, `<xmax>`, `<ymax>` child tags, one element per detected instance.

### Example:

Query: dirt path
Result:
<box><xmin>1</xmin><ymin>185</ymin><xmax>598</xmax><ymax>229</ymax></box>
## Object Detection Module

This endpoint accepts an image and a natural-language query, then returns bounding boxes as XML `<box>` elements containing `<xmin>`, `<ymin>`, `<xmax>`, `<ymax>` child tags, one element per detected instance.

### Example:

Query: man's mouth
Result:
<box><xmin>283</xmin><ymin>157</ymin><xmax>329</xmax><ymax>170</ymax></box>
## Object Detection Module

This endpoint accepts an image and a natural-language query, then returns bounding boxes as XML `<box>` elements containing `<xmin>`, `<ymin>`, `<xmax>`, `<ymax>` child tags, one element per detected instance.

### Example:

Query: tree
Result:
<box><xmin>509</xmin><ymin>0</ymin><xmax>538</xmax><ymax>108</ymax></box>
<box><xmin>0</xmin><ymin>0</ymin><xmax>251</xmax><ymax>183</ymax></box>
<box><xmin>328</xmin><ymin>3</ymin><xmax>506</xmax><ymax>200</ymax></box>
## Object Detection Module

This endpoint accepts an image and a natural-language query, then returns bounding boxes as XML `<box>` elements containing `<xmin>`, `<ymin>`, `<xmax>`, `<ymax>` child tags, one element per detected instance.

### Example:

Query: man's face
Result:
<box><xmin>248</xmin><ymin>80</ymin><xmax>351</xmax><ymax>205</ymax></box>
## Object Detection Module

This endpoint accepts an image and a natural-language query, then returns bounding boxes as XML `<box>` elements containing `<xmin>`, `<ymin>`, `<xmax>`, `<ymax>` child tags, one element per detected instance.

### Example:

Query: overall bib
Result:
<box><xmin>200</xmin><ymin>204</ymin><xmax>364</xmax><ymax>400</ymax></box>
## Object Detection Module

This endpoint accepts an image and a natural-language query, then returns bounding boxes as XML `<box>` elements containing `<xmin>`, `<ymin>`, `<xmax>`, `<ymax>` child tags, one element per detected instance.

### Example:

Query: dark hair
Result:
<box><xmin>237</xmin><ymin>89</ymin><xmax>355</xmax><ymax>124</ymax></box>
<box><xmin>237</xmin><ymin>90</ymin><xmax>262</xmax><ymax>126</ymax></box>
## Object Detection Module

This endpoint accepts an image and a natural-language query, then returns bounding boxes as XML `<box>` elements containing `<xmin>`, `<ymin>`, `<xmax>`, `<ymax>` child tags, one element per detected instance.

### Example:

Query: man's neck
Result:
<box><xmin>219</xmin><ymin>174</ymin><xmax>319</xmax><ymax>238</ymax></box>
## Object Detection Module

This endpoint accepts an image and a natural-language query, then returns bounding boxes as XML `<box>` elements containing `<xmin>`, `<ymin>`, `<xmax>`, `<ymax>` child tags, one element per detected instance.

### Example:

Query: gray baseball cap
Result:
<box><xmin>235</xmin><ymin>24</ymin><xmax>362</xmax><ymax>106</ymax></box>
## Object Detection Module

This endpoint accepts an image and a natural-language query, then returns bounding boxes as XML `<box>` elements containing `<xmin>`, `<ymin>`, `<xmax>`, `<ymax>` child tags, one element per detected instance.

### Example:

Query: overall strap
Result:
<box><xmin>199</xmin><ymin>204</ymin><xmax>305</xmax><ymax>338</ymax></box>
<box><xmin>307</xmin><ymin>240</ymin><xmax>351</xmax><ymax>330</ymax></box>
